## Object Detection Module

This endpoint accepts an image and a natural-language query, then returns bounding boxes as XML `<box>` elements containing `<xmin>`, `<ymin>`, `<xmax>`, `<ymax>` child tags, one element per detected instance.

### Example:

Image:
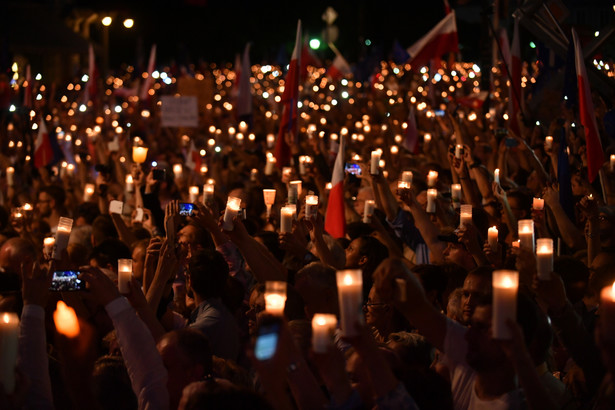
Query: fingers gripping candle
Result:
<box><xmin>336</xmin><ymin>270</ymin><xmax>363</xmax><ymax>337</ymax></box>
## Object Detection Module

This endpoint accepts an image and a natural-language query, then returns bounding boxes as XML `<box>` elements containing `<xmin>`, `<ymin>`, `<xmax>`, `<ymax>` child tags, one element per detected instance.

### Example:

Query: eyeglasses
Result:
<box><xmin>363</xmin><ymin>301</ymin><xmax>387</xmax><ymax>308</ymax></box>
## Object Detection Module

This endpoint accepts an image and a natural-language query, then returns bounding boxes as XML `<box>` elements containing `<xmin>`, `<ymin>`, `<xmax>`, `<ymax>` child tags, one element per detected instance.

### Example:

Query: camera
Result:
<box><xmin>50</xmin><ymin>271</ymin><xmax>85</xmax><ymax>292</ymax></box>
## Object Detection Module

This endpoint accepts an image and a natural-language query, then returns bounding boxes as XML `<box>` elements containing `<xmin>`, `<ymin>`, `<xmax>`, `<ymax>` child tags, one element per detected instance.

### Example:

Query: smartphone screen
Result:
<box><xmin>179</xmin><ymin>203</ymin><xmax>195</xmax><ymax>216</ymax></box>
<box><xmin>344</xmin><ymin>163</ymin><xmax>362</xmax><ymax>176</ymax></box>
<box><xmin>50</xmin><ymin>271</ymin><xmax>85</xmax><ymax>291</ymax></box>
<box><xmin>434</xmin><ymin>109</ymin><xmax>445</xmax><ymax>117</ymax></box>
<box><xmin>254</xmin><ymin>324</ymin><xmax>279</xmax><ymax>361</ymax></box>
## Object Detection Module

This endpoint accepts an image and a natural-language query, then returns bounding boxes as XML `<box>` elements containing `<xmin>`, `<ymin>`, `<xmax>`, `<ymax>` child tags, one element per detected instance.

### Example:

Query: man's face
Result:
<box><xmin>36</xmin><ymin>192</ymin><xmax>53</xmax><ymax>217</ymax></box>
<box><xmin>177</xmin><ymin>225</ymin><xmax>201</xmax><ymax>265</ymax></box>
<box><xmin>246</xmin><ymin>290</ymin><xmax>265</xmax><ymax>336</ymax></box>
<box><xmin>443</xmin><ymin>242</ymin><xmax>472</xmax><ymax>270</ymax></box>
<box><xmin>345</xmin><ymin>238</ymin><xmax>364</xmax><ymax>269</ymax></box>
<box><xmin>460</xmin><ymin>273</ymin><xmax>492</xmax><ymax>325</ymax></box>
<box><xmin>465</xmin><ymin>305</ymin><xmax>507</xmax><ymax>371</ymax></box>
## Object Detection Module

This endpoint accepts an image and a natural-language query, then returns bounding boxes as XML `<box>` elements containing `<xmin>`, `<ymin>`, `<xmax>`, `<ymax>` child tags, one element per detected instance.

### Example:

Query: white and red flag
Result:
<box><xmin>325</xmin><ymin>134</ymin><xmax>346</xmax><ymax>238</ymax></box>
<box><xmin>406</xmin><ymin>11</ymin><xmax>458</xmax><ymax>69</ymax></box>
<box><xmin>236</xmin><ymin>43</ymin><xmax>253</xmax><ymax>118</ymax></box>
<box><xmin>572</xmin><ymin>29</ymin><xmax>604</xmax><ymax>183</ymax></box>
<box><xmin>328</xmin><ymin>53</ymin><xmax>352</xmax><ymax>81</ymax></box>
<box><xmin>34</xmin><ymin>118</ymin><xmax>53</xmax><ymax>168</ymax></box>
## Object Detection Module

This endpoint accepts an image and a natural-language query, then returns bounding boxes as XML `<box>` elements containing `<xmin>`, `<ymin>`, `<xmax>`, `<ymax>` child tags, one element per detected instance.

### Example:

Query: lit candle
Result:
<box><xmin>117</xmin><ymin>258</ymin><xmax>133</xmax><ymax>294</ymax></box>
<box><xmin>325</xmin><ymin>182</ymin><xmax>332</xmax><ymax>191</ymax></box>
<box><xmin>0</xmin><ymin>312</ymin><xmax>19</xmax><ymax>393</ymax></box>
<box><xmin>43</xmin><ymin>237</ymin><xmax>55</xmax><ymax>258</ymax></box>
<box><xmin>533</xmin><ymin>197</ymin><xmax>544</xmax><ymax>211</ymax></box>
<box><xmin>203</xmin><ymin>184</ymin><xmax>214</xmax><ymax>205</ymax></box>
<box><xmin>390</xmin><ymin>145</ymin><xmax>399</xmax><ymax>155</ymax></box>
<box><xmin>363</xmin><ymin>200</ymin><xmax>375</xmax><ymax>223</ymax></box>
<box><xmin>280</xmin><ymin>206</ymin><xmax>294</xmax><ymax>233</ymax></box>
<box><xmin>427</xmin><ymin>170</ymin><xmax>438</xmax><ymax>188</ymax></box>
<box><xmin>200</xmin><ymin>165</ymin><xmax>208</xmax><ymax>175</ymax></box>
<box><xmin>492</xmin><ymin>270</ymin><xmax>519</xmax><ymax>340</ymax></box>
<box><xmin>132</xmin><ymin>146</ymin><xmax>148</xmax><ymax>164</ymax></box>
<box><xmin>67</xmin><ymin>164</ymin><xmax>75</xmax><ymax>176</ymax></box>
<box><xmin>518</xmin><ymin>219</ymin><xmax>535</xmax><ymax>252</ymax></box>
<box><xmin>512</xmin><ymin>240</ymin><xmax>520</xmax><ymax>248</ymax></box>
<box><xmin>267</xmin><ymin>134</ymin><xmax>275</xmax><ymax>148</ymax></box>
<box><xmin>125</xmin><ymin>175</ymin><xmax>134</xmax><ymax>193</ymax></box>
<box><xmin>401</xmin><ymin>171</ymin><xmax>413</xmax><ymax>184</ymax></box>
<box><xmin>311</xmin><ymin>314</ymin><xmax>338</xmax><ymax>353</ymax></box>
<box><xmin>222</xmin><ymin>197</ymin><xmax>242</xmax><ymax>231</ymax></box>
<box><xmin>264</xmin><ymin>281</ymin><xmax>287</xmax><ymax>316</ymax></box>
<box><xmin>239</xmin><ymin>121</ymin><xmax>248</xmax><ymax>134</ymax></box>
<box><xmin>288</xmin><ymin>180</ymin><xmax>302</xmax><ymax>205</ymax></box>
<box><xmin>460</xmin><ymin>204</ymin><xmax>472</xmax><ymax>228</ymax></box>
<box><xmin>455</xmin><ymin>144</ymin><xmax>463</xmax><ymax>159</ymax></box>
<box><xmin>545</xmin><ymin>136</ymin><xmax>553</xmax><ymax>149</ymax></box>
<box><xmin>370</xmin><ymin>151</ymin><xmax>381</xmax><ymax>175</ymax></box>
<box><xmin>494</xmin><ymin>168</ymin><xmax>500</xmax><ymax>185</ymax></box>
<box><xmin>397</xmin><ymin>180</ymin><xmax>411</xmax><ymax>191</ymax></box>
<box><xmin>424</xmin><ymin>133</ymin><xmax>432</xmax><ymax>143</ymax></box>
<box><xmin>188</xmin><ymin>186</ymin><xmax>199</xmax><ymax>204</ymax></box>
<box><xmin>488</xmin><ymin>226</ymin><xmax>498</xmax><ymax>250</ymax></box>
<box><xmin>83</xmin><ymin>183</ymin><xmax>95</xmax><ymax>202</ymax></box>
<box><xmin>451</xmin><ymin>184</ymin><xmax>462</xmax><ymax>209</ymax></box>
<box><xmin>53</xmin><ymin>300</ymin><xmax>79</xmax><ymax>338</ymax></box>
<box><xmin>600</xmin><ymin>282</ymin><xmax>615</xmax><ymax>341</ymax></box>
<box><xmin>336</xmin><ymin>269</ymin><xmax>363</xmax><ymax>337</ymax></box>
<box><xmin>173</xmin><ymin>164</ymin><xmax>183</xmax><ymax>180</ymax></box>
<box><xmin>250</xmin><ymin>168</ymin><xmax>258</xmax><ymax>182</ymax></box>
<box><xmin>6</xmin><ymin>167</ymin><xmax>14</xmax><ymax>186</ymax></box>
<box><xmin>536</xmin><ymin>238</ymin><xmax>553</xmax><ymax>280</ymax></box>
<box><xmin>264</xmin><ymin>155</ymin><xmax>276</xmax><ymax>175</ymax></box>
<box><xmin>426</xmin><ymin>189</ymin><xmax>437</xmax><ymax>213</ymax></box>
<box><xmin>299</xmin><ymin>156</ymin><xmax>308</xmax><ymax>175</ymax></box>
<box><xmin>305</xmin><ymin>195</ymin><xmax>319</xmax><ymax>220</ymax></box>
<box><xmin>611</xmin><ymin>154</ymin><xmax>615</xmax><ymax>172</ymax></box>
<box><xmin>52</xmin><ymin>217</ymin><xmax>73</xmax><ymax>260</ymax></box>
<box><xmin>263</xmin><ymin>189</ymin><xmax>276</xmax><ymax>218</ymax></box>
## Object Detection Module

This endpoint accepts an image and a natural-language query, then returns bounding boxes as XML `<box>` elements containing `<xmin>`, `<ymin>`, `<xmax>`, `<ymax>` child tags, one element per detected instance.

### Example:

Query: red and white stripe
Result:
<box><xmin>406</xmin><ymin>11</ymin><xmax>458</xmax><ymax>69</ymax></box>
<box><xmin>325</xmin><ymin>134</ymin><xmax>346</xmax><ymax>238</ymax></box>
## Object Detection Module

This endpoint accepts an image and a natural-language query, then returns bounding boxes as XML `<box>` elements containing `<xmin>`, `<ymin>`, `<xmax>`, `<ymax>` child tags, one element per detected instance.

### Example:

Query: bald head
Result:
<box><xmin>0</xmin><ymin>238</ymin><xmax>37</xmax><ymax>276</ymax></box>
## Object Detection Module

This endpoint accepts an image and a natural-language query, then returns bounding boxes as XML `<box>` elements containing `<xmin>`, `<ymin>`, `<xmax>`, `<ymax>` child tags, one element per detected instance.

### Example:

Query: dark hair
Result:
<box><xmin>554</xmin><ymin>256</ymin><xmax>589</xmax><ymax>304</ymax></box>
<box><xmin>507</xmin><ymin>190</ymin><xmax>532</xmax><ymax>217</ymax></box>
<box><xmin>346</xmin><ymin>221</ymin><xmax>375</xmax><ymax>240</ymax></box>
<box><xmin>356</xmin><ymin>235</ymin><xmax>389</xmax><ymax>299</ymax></box>
<box><xmin>188</xmin><ymin>249</ymin><xmax>229</xmax><ymax>299</ymax></box>
<box><xmin>168</xmin><ymin>328</ymin><xmax>213</xmax><ymax>376</ymax></box>
<box><xmin>39</xmin><ymin>185</ymin><xmax>66</xmax><ymax>210</ymax></box>
<box><xmin>76</xmin><ymin>202</ymin><xmax>101</xmax><ymax>225</ymax></box>
<box><xmin>92</xmin><ymin>355</ymin><xmax>137</xmax><ymax>410</ymax></box>
<box><xmin>92</xmin><ymin>215</ymin><xmax>119</xmax><ymax>245</ymax></box>
<box><xmin>89</xmin><ymin>238</ymin><xmax>131</xmax><ymax>270</ymax></box>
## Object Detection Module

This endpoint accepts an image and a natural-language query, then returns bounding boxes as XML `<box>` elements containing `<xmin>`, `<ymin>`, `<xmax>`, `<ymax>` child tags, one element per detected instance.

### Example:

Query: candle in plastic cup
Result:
<box><xmin>451</xmin><ymin>184</ymin><xmax>462</xmax><ymax>209</ymax></box>
<box><xmin>427</xmin><ymin>170</ymin><xmax>438</xmax><ymax>188</ymax></box>
<box><xmin>370</xmin><ymin>151</ymin><xmax>381</xmax><ymax>175</ymax></box>
<box><xmin>363</xmin><ymin>200</ymin><xmax>375</xmax><ymax>223</ymax></box>
<box><xmin>397</xmin><ymin>180</ymin><xmax>411</xmax><ymax>191</ymax></box>
<box><xmin>173</xmin><ymin>164</ymin><xmax>183</xmax><ymax>180</ymax></box>
<box><xmin>222</xmin><ymin>197</ymin><xmax>241</xmax><ymax>231</ymax></box>
<box><xmin>6</xmin><ymin>167</ymin><xmax>14</xmax><ymax>186</ymax></box>
<box><xmin>494</xmin><ymin>168</ymin><xmax>500</xmax><ymax>185</ymax></box>
<box><xmin>460</xmin><ymin>205</ymin><xmax>472</xmax><ymax>228</ymax></box>
<box><xmin>426</xmin><ymin>189</ymin><xmax>437</xmax><ymax>213</ymax></box>
<box><xmin>125</xmin><ymin>175</ymin><xmax>134</xmax><ymax>193</ymax></box>
<box><xmin>264</xmin><ymin>155</ymin><xmax>276</xmax><ymax>175</ymax></box>
<box><xmin>263</xmin><ymin>189</ymin><xmax>276</xmax><ymax>218</ymax></box>
<box><xmin>611</xmin><ymin>154</ymin><xmax>615</xmax><ymax>172</ymax></box>
<box><xmin>264</xmin><ymin>281</ymin><xmax>287</xmax><ymax>316</ymax></box>
<box><xmin>0</xmin><ymin>312</ymin><xmax>19</xmax><ymax>393</ymax></box>
<box><xmin>280</xmin><ymin>206</ymin><xmax>294</xmax><ymax>233</ymax></box>
<box><xmin>189</xmin><ymin>186</ymin><xmax>199</xmax><ymax>204</ymax></box>
<box><xmin>53</xmin><ymin>301</ymin><xmax>80</xmax><ymax>338</ymax></box>
<box><xmin>488</xmin><ymin>226</ymin><xmax>498</xmax><ymax>250</ymax></box>
<box><xmin>118</xmin><ymin>259</ymin><xmax>133</xmax><ymax>294</ymax></box>
<box><xmin>533</xmin><ymin>197</ymin><xmax>544</xmax><ymax>211</ymax></box>
<box><xmin>83</xmin><ymin>183</ymin><xmax>95</xmax><ymax>202</ymax></box>
<box><xmin>305</xmin><ymin>195</ymin><xmax>319</xmax><ymax>220</ymax></box>
<box><xmin>311</xmin><ymin>314</ymin><xmax>338</xmax><ymax>353</ymax></box>
<box><xmin>492</xmin><ymin>270</ymin><xmax>519</xmax><ymax>340</ymax></box>
<box><xmin>401</xmin><ymin>171</ymin><xmax>413</xmax><ymax>184</ymax></box>
<box><xmin>336</xmin><ymin>270</ymin><xmax>363</xmax><ymax>337</ymax></box>
<box><xmin>545</xmin><ymin>136</ymin><xmax>553</xmax><ymax>149</ymax></box>
<box><xmin>455</xmin><ymin>144</ymin><xmax>463</xmax><ymax>159</ymax></box>
<box><xmin>132</xmin><ymin>146</ymin><xmax>148</xmax><ymax>164</ymax></box>
<box><xmin>518</xmin><ymin>220</ymin><xmax>535</xmax><ymax>252</ymax></box>
<box><xmin>52</xmin><ymin>217</ymin><xmax>73</xmax><ymax>260</ymax></box>
<box><xmin>600</xmin><ymin>282</ymin><xmax>615</xmax><ymax>341</ymax></box>
<box><xmin>203</xmin><ymin>184</ymin><xmax>214</xmax><ymax>204</ymax></box>
<box><xmin>288</xmin><ymin>180</ymin><xmax>302</xmax><ymax>204</ymax></box>
<box><xmin>536</xmin><ymin>238</ymin><xmax>553</xmax><ymax>280</ymax></box>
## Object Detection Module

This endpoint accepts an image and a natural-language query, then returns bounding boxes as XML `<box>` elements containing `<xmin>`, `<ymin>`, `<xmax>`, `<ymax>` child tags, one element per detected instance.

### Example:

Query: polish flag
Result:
<box><xmin>87</xmin><ymin>44</ymin><xmax>98</xmax><ymax>100</ymax></box>
<box><xmin>457</xmin><ymin>91</ymin><xmax>488</xmax><ymax>109</ymax></box>
<box><xmin>572</xmin><ymin>29</ymin><xmax>604</xmax><ymax>183</ymax></box>
<box><xmin>443</xmin><ymin>0</ymin><xmax>451</xmax><ymax>15</ymax></box>
<box><xmin>402</xmin><ymin>106</ymin><xmax>419</xmax><ymax>154</ymax></box>
<box><xmin>236</xmin><ymin>43</ymin><xmax>253</xmax><ymax>118</ymax></box>
<box><xmin>325</xmin><ymin>134</ymin><xmax>346</xmax><ymax>238</ymax></box>
<box><xmin>140</xmin><ymin>44</ymin><xmax>157</xmax><ymax>101</ymax></box>
<box><xmin>34</xmin><ymin>119</ymin><xmax>53</xmax><ymax>168</ymax></box>
<box><xmin>23</xmin><ymin>65</ymin><xmax>32</xmax><ymax>107</ymax></box>
<box><xmin>301</xmin><ymin>38</ymin><xmax>322</xmax><ymax>81</ymax></box>
<box><xmin>406</xmin><ymin>11</ymin><xmax>458</xmax><ymax>69</ymax></box>
<box><xmin>508</xmin><ymin>19</ymin><xmax>521</xmax><ymax>134</ymax></box>
<box><xmin>184</xmin><ymin>139</ymin><xmax>202</xmax><ymax>171</ymax></box>
<box><xmin>327</xmin><ymin>53</ymin><xmax>352</xmax><ymax>81</ymax></box>
<box><xmin>274</xmin><ymin>20</ymin><xmax>301</xmax><ymax>168</ymax></box>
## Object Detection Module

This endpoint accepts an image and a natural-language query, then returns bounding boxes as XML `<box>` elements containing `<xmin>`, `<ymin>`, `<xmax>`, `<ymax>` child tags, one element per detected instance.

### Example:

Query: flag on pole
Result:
<box><xmin>572</xmin><ymin>29</ymin><xmax>604</xmax><ymax>183</ymax></box>
<box><xmin>184</xmin><ymin>139</ymin><xmax>202</xmax><ymax>171</ymax></box>
<box><xmin>34</xmin><ymin>119</ymin><xmax>53</xmax><ymax>168</ymax></box>
<box><xmin>443</xmin><ymin>0</ymin><xmax>451</xmax><ymax>14</ymax></box>
<box><xmin>301</xmin><ymin>38</ymin><xmax>322</xmax><ymax>81</ymax></box>
<box><xmin>140</xmin><ymin>44</ymin><xmax>157</xmax><ymax>101</ymax></box>
<box><xmin>325</xmin><ymin>134</ymin><xmax>346</xmax><ymax>238</ymax></box>
<box><xmin>327</xmin><ymin>53</ymin><xmax>352</xmax><ymax>80</ymax></box>
<box><xmin>87</xmin><ymin>44</ymin><xmax>98</xmax><ymax>101</ymax></box>
<box><xmin>402</xmin><ymin>106</ymin><xmax>419</xmax><ymax>154</ymax></box>
<box><xmin>23</xmin><ymin>65</ymin><xmax>32</xmax><ymax>107</ymax></box>
<box><xmin>274</xmin><ymin>20</ymin><xmax>301</xmax><ymax>168</ymax></box>
<box><xmin>236</xmin><ymin>43</ymin><xmax>253</xmax><ymax>119</ymax></box>
<box><xmin>406</xmin><ymin>11</ymin><xmax>458</xmax><ymax>69</ymax></box>
<box><xmin>508</xmin><ymin>19</ymin><xmax>521</xmax><ymax>134</ymax></box>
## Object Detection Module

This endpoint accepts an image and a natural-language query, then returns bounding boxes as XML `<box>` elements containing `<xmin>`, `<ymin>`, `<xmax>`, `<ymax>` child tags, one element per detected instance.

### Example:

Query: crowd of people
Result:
<box><xmin>1</xmin><ymin>15</ymin><xmax>615</xmax><ymax>409</ymax></box>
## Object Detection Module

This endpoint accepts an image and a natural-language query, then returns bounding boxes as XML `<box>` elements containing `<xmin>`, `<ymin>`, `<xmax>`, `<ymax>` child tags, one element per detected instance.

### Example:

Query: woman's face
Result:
<box><xmin>246</xmin><ymin>290</ymin><xmax>265</xmax><ymax>336</ymax></box>
<box><xmin>363</xmin><ymin>286</ymin><xmax>391</xmax><ymax>329</ymax></box>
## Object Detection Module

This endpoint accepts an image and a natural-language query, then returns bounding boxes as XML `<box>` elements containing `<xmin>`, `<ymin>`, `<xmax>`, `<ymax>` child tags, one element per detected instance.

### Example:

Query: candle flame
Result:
<box><xmin>343</xmin><ymin>274</ymin><xmax>353</xmax><ymax>285</ymax></box>
<box><xmin>502</xmin><ymin>277</ymin><xmax>515</xmax><ymax>288</ymax></box>
<box><xmin>2</xmin><ymin>313</ymin><xmax>9</xmax><ymax>323</ymax></box>
<box><xmin>611</xmin><ymin>281</ymin><xmax>615</xmax><ymax>299</ymax></box>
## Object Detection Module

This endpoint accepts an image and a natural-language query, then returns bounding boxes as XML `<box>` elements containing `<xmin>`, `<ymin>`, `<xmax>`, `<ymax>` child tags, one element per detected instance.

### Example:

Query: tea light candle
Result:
<box><xmin>536</xmin><ymin>238</ymin><xmax>553</xmax><ymax>280</ymax></box>
<box><xmin>53</xmin><ymin>300</ymin><xmax>79</xmax><ymax>338</ymax></box>
<box><xmin>455</xmin><ymin>144</ymin><xmax>463</xmax><ymax>159</ymax></box>
<box><xmin>6</xmin><ymin>167</ymin><xmax>14</xmax><ymax>186</ymax></box>
<box><xmin>203</xmin><ymin>184</ymin><xmax>214</xmax><ymax>204</ymax></box>
<box><xmin>43</xmin><ymin>237</ymin><xmax>55</xmax><ymax>257</ymax></box>
<box><xmin>264</xmin><ymin>281</ymin><xmax>287</xmax><ymax>316</ymax></box>
<box><xmin>533</xmin><ymin>197</ymin><xmax>544</xmax><ymax>211</ymax></box>
<box><xmin>222</xmin><ymin>197</ymin><xmax>242</xmax><ymax>231</ymax></box>
<box><xmin>451</xmin><ymin>184</ymin><xmax>462</xmax><ymax>209</ymax></box>
<box><xmin>427</xmin><ymin>170</ymin><xmax>438</xmax><ymax>188</ymax></box>
<box><xmin>83</xmin><ymin>183</ymin><xmax>95</xmax><ymax>202</ymax></box>
<box><xmin>288</xmin><ymin>180</ymin><xmax>302</xmax><ymax>204</ymax></box>
<box><xmin>117</xmin><ymin>259</ymin><xmax>133</xmax><ymax>294</ymax></box>
<box><xmin>488</xmin><ymin>226</ymin><xmax>498</xmax><ymax>250</ymax></box>
<box><xmin>311</xmin><ymin>314</ymin><xmax>338</xmax><ymax>353</ymax></box>
<box><xmin>52</xmin><ymin>217</ymin><xmax>73</xmax><ymax>260</ymax></box>
<box><xmin>611</xmin><ymin>154</ymin><xmax>615</xmax><ymax>172</ymax></box>
<box><xmin>600</xmin><ymin>282</ymin><xmax>615</xmax><ymax>341</ymax></box>
<box><xmin>460</xmin><ymin>204</ymin><xmax>472</xmax><ymax>228</ymax></box>
<box><xmin>280</xmin><ymin>206</ymin><xmax>294</xmax><ymax>233</ymax></box>
<box><xmin>132</xmin><ymin>146</ymin><xmax>148</xmax><ymax>164</ymax></box>
<box><xmin>305</xmin><ymin>195</ymin><xmax>319</xmax><ymax>220</ymax></box>
<box><xmin>263</xmin><ymin>189</ymin><xmax>276</xmax><ymax>218</ymax></box>
<box><xmin>545</xmin><ymin>136</ymin><xmax>553</xmax><ymax>149</ymax></box>
<box><xmin>370</xmin><ymin>150</ymin><xmax>381</xmax><ymax>175</ymax></box>
<box><xmin>494</xmin><ymin>168</ymin><xmax>500</xmax><ymax>185</ymax></box>
<box><xmin>518</xmin><ymin>220</ymin><xmax>535</xmax><ymax>252</ymax></box>
<box><xmin>0</xmin><ymin>312</ymin><xmax>19</xmax><ymax>393</ymax></box>
<box><xmin>125</xmin><ymin>175</ymin><xmax>134</xmax><ymax>193</ymax></box>
<box><xmin>401</xmin><ymin>171</ymin><xmax>413</xmax><ymax>184</ymax></box>
<box><xmin>336</xmin><ymin>269</ymin><xmax>363</xmax><ymax>337</ymax></box>
<box><xmin>265</xmin><ymin>155</ymin><xmax>276</xmax><ymax>175</ymax></box>
<box><xmin>363</xmin><ymin>200</ymin><xmax>375</xmax><ymax>223</ymax></box>
<box><xmin>426</xmin><ymin>189</ymin><xmax>437</xmax><ymax>213</ymax></box>
<box><xmin>173</xmin><ymin>164</ymin><xmax>183</xmax><ymax>180</ymax></box>
<box><xmin>492</xmin><ymin>270</ymin><xmax>519</xmax><ymax>340</ymax></box>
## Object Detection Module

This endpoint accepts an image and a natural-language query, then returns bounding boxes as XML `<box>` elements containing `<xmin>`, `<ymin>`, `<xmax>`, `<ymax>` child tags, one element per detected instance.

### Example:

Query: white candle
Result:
<box><xmin>488</xmin><ymin>226</ymin><xmax>498</xmax><ymax>250</ymax></box>
<box><xmin>83</xmin><ymin>183</ymin><xmax>95</xmax><ymax>202</ymax></box>
<box><xmin>173</xmin><ymin>164</ymin><xmax>183</xmax><ymax>180</ymax></box>
<box><xmin>363</xmin><ymin>200</ymin><xmax>375</xmax><ymax>223</ymax></box>
<box><xmin>545</xmin><ymin>136</ymin><xmax>553</xmax><ymax>149</ymax></box>
<box><xmin>189</xmin><ymin>186</ymin><xmax>199</xmax><ymax>204</ymax></box>
<box><xmin>288</xmin><ymin>180</ymin><xmax>302</xmax><ymax>204</ymax></box>
<box><xmin>611</xmin><ymin>154</ymin><xmax>615</xmax><ymax>172</ymax></box>
<box><xmin>305</xmin><ymin>195</ymin><xmax>319</xmax><ymax>220</ymax></box>
<box><xmin>426</xmin><ymin>189</ymin><xmax>437</xmax><ymax>213</ymax></box>
<box><xmin>455</xmin><ymin>144</ymin><xmax>463</xmax><ymax>159</ymax></box>
<box><xmin>222</xmin><ymin>196</ymin><xmax>242</xmax><ymax>231</ymax></box>
<box><xmin>43</xmin><ymin>237</ymin><xmax>55</xmax><ymax>258</ymax></box>
<box><xmin>202</xmin><ymin>184</ymin><xmax>214</xmax><ymax>205</ymax></box>
<box><xmin>53</xmin><ymin>300</ymin><xmax>79</xmax><ymax>338</ymax></box>
<box><xmin>118</xmin><ymin>258</ymin><xmax>132</xmax><ymax>294</ymax></box>
<box><xmin>132</xmin><ymin>146</ymin><xmax>148</xmax><ymax>164</ymax></box>
<box><xmin>264</xmin><ymin>281</ymin><xmax>287</xmax><ymax>316</ymax></box>
<box><xmin>200</xmin><ymin>165</ymin><xmax>208</xmax><ymax>175</ymax></box>
<box><xmin>427</xmin><ymin>170</ymin><xmax>438</xmax><ymax>188</ymax></box>
<box><xmin>267</xmin><ymin>134</ymin><xmax>275</xmax><ymax>148</ymax></box>
<box><xmin>370</xmin><ymin>151</ymin><xmax>381</xmax><ymax>175</ymax></box>
<box><xmin>6</xmin><ymin>167</ymin><xmax>14</xmax><ymax>186</ymax></box>
<box><xmin>125</xmin><ymin>175</ymin><xmax>134</xmax><ymax>193</ymax></box>
<box><xmin>451</xmin><ymin>184</ymin><xmax>462</xmax><ymax>209</ymax></box>
<box><xmin>536</xmin><ymin>238</ymin><xmax>553</xmax><ymax>280</ymax></box>
<box><xmin>600</xmin><ymin>282</ymin><xmax>615</xmax><ymax>341</ymax></box>
<box><xmin>280</xmin><ymin>206</ymin><xmax>294</xmax><ymax>233</ymax></box>
<box><xmin>264</xmin><ymin>155</ymin><xmax>276</xmax><ymax>175</ymax></box>
<box><xmin>518</xmin><ymin>219</ymin><xmax>535</xmax><ymax>252</ymax></box>
<box><xmin>460</xmin><ymin>204</ymin><xmax>472</xmax><ymax>228</ymax></box>
<box><xmin>263</xmin><ymin>189</ymin><xmax>276</xmax><ymax>218</ymax></box>
<box><xmin>52</xmin><ymin>217</ymin><xmax>73</xmax><ymax>260</ymax></box>
<box><xmin>336</xmin><ymin>269</ymin><xmax>363</xmax><ymax>337</ymax></box>
<box><xmin>401</xmin><ymin>171</ymin><xmax>413</xmax><ymax>184</ymax></box>
<box><xmin>533</xmin><ymin>197</ymin><xmax>544</xmax><ymax>211</ymax></box>
<box><xmin>250</xmin><ymin>168</ymin><xmax>258</xmax><ymax>182</ymax></box>
<box><xmin>494</xmin><ymin>168</ymin><xmax>500</xmax><ymax>185</ymax></box>
<box><xmin>492</xmin><ymin>270</ymin><xmax>519</xmax><ymax>340</ymax></box>
<box><xmin>298</xmin><ymin>156</ymin><xmax>308</xmax><ymax>175</ymax></box>
<box><xmin>0</xmin><ymin>312</ymin><xmax>19</xmax><ymax>393</ymax></box>
<box><xmin>311</xmin><ymin>314</ymin><xmax>338</xmax><ymax>353</ymax></box>
<box><xmin>397</xmin><ymin>180</ymin><xmax>411</xmax><ymax>191</ymax></box>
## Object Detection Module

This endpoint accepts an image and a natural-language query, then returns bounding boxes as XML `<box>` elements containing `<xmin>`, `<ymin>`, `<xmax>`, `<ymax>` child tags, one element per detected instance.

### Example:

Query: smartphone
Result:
<box><xmin>344</xmin><ymin>163</ymin><xmax>362</xmax><ymax>176</ymax></box>
<box><xmin>152</xmin><ymin>168</ymin><xmax>166</xmax><ymax>181</ymax></box>
<box><xmin>434</xmin><ymin>109</ymin><xmax>445</xmax><ymax>117</ymax></box>
<box><xmin>179</xmin><ymin>203</ymin><xmax>195</xmax><ymax>216</ymax></box>
<box><xmin>254</xmin><ymin>322</ymin><xmax>280</xmax><ymax>361</ymax></box>
<box><xmin>109</xmin><ymin>200</ymin><xmax>124</xmax><ymax>215</ymax></box>
<box><xmin>505</xmin><ymin>137</ymin><xmax>519</xmax><ymax>148</ymax></box>
<box><xmin>50</xmin><ymin>271</ymin><xmax>85</xmax><ymax>292</ymax></box>
<box><xmin>135</xmin><ymin>207</ymin><xmax>144</xmax><ymax>222</ymax></box>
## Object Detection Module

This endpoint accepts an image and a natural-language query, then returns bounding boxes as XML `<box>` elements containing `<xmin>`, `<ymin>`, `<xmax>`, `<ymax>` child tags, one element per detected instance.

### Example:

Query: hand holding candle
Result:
<box><xmin>488</xmin><ymin>226</ymin><xmax>498</xmax><ymax>250</ymax></box>
<box><xmin>222</xmin><ymin>197</ymin><xmax>242</xmax><ymax>231</ymax></box>
<box><xmin>52</xmin><ymin>217</ymin><xmax>73</xmax><ymax>260</ymax></box>
<box><xmin>0</xmin><ymin>312</ymin><xmax>19</xmax><ymax>393</ymax></box>
<box><xmin>451</xmin><ymin>184</ymin><xmax>461</xmax><ymax>209</ymax></box>
<box><xmin>118</xmin><ymin>259</ymin><xmax>133</xmax><ymax>294</ymax></box>
<box><xmin>305</xmin><ymin>195</ymin><xmax>319</xmax><ymax>220</ymax></box>
<box><xmin>370</xmin><ymin>150</ymin><xmax>381</xmax><ymax>175</ymax></box>
<box><xmin>280</xmin><ymin>206</ymin><xmax>294</xmax><ymax>233</ymax></box>
<box><xmin>336</xmin><ymin>269</ymin><xmax>363</xmax><ymax>337</ymax></box>
<box><xmin>264</xmin><ymin>281</ymin><xmax>287</xmax><ymax>316</ymax></box>
<box><xmin>492</xmin><ymin>270</ymin><xmax>519</xmax><ymax>339</ymax></box>
<box><xmin>535</xmin><ymin>238</ymin><xmax>553</xmax><ymax>280</ymax></box>
<box><xmin>363</xmin><ymin>200</ymin><xmax>375</xmax><ymax>223</ymax></box>
<box><xmin>311</xmin><ymin>314</ymin><xmax>338</xmax><ymax>353</ymax></box>
<box><xmin>426</xmin><ymin>189</ymin><xmax>437</xmax><ymax>213</ymax></box>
